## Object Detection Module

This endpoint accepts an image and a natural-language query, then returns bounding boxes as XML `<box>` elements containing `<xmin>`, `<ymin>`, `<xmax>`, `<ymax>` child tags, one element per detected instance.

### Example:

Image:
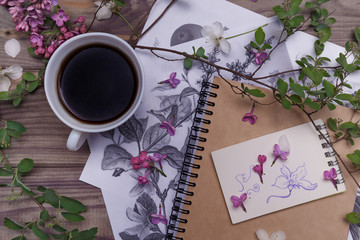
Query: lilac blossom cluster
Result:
<box><xmin>1</xmin><ymin>0</ymin><xmax>86</xmax><ymax>58</ymax></box>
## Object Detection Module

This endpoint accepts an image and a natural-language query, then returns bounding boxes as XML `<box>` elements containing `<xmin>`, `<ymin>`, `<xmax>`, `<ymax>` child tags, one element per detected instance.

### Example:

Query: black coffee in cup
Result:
<box><xmin>57</xmin><ymin>44</ymin><xmax>138</xmax><ymax>123</ymax></box>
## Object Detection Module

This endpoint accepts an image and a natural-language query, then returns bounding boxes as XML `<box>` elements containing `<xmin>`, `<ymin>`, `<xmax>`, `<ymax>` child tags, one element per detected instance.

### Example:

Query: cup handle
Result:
<box><xmin>66</xmin><ymin>129</ymin><xmax>88</xmax><ymax>151</ymax></box>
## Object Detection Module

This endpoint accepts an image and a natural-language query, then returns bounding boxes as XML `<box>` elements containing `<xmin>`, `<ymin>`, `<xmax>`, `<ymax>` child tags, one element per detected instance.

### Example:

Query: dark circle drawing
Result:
<box><xmin>170</xmin><ymin>23</ymin><xmax>203</xmax><ymax>47</ymax></box>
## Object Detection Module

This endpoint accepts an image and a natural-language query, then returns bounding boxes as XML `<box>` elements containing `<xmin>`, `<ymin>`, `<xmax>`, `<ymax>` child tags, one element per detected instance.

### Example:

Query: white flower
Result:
<box><xmin>4</xmin><ymin>39</ymin><xmax>21</xmax><ymax>58</ymax></box>
<box><xmin>256</xmin><ymin>228</ymin><xmax>286</xmax><ymax>240</ymax></box>
<box><xmin>201</xmin><ymin>21</ymin><xmax>231</xmax><ymax>54</ymax></box>
<box><xmin>0</xmin><ymin>65</ymin><xmax>23</xmax><ymax>92</ymax></box>
<box><xmin>94</xmin><ymin>1</ymin><xmax>116</xmax><ymax>20</ymax></box>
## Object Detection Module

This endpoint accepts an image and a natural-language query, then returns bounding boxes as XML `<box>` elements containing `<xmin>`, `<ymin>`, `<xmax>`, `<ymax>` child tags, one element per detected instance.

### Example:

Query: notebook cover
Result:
<box><xmin>175</xmin><ymin>76</ymin><xmax>359</xmax><ymax>240</ymax></box>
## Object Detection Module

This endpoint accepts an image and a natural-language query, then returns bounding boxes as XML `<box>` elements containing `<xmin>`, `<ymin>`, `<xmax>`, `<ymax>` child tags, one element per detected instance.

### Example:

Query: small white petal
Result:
<box><xmin>94</xmin><ymin>0</ymin><xmax>101</xmax><ymax>6</ymax></box>
<box><xmin>212</xmin><ymin>21</ymin><xmax>224</xmax><ymax>38</ymax></box>
<box><xmin>270</xmin><ymin>231</ymin><xmax>286</xmax><ymax>240</ymax></box>
<box><xmin>201</xmin><ymin>25</ymin><xmax>216</xmax><ymax>39</ymax></box>
<box><xmin>256</xmin><ymin>228</ymin><xmax>270</xmax><ymax>240</ymax></box>
<box><xmin>279</xmin><ymin>135</ymin><xmax>290</xmax><ymax>152</ymax></box>
<box><xmin>4</xmin><ymin>39</ymin><xmax>21</xmax><ymax>58</ymax></box>
<box><xmin>0</xmin><ymin>76</ymin><xmax>11</xmax><ymax>92</ymax></box>
<box><xmin>95</xmin><ymin>5</ymin><xmax>112</xmax><ymax>20</ymax></box>
<box><xmin>219</xmin><ymin>38</ymin><xmax>231</xmax><ymax>54</ymax></box>
<box><xmin>2</xmin><ymin>65</ymin><xmax>23</xmax><ymax>80</ymax></box>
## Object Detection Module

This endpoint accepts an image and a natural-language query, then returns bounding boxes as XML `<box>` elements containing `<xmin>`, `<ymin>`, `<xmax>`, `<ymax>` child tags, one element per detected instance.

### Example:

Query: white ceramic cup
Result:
<box><xmin>45</xmin><ymin>32</ymin><xmax>144</xmax><ymax>151</ymax></box>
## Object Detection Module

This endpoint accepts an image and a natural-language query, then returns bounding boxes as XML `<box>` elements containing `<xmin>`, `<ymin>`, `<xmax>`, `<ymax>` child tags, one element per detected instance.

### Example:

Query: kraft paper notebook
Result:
<box><xmin>166</xmin><ymin>76</ymin><xmax>359</xmax><ymax>240</ymax></box>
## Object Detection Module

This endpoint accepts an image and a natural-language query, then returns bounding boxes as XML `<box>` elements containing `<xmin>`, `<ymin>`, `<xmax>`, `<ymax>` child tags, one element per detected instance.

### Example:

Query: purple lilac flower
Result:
<box><xmin>151</xmin><ymin>205</ymin><xmax>167</xmax><ymax>225</ymax></box>
<box><xmin>158</xmin><ymin>72</ymin><xmax>180</xmax><ymax>88</ymax></box>
<box><xmin>51</xmin><ymin>9</ymin><xmax>69</xmax><ymax>27</ymax></box>
<box><xmin>230</xmin><ymin>193</ymin><xmax>247</xmax><ymax>212</ymax></box>
<box><xmin>324</xmin><ymin>168</ymin><xmax>338</xmax><ymax>190</ymax></box>
<box><xmin>159</xmin><ymin>118</ymin><xmax>175</xmax><ymax>136</ymax></box>
<box><xmin>30</xmin><ymin>32</ymin><xmax>43</xmax><ymax>47</ymax></box>
<box><xmin>242</xmin><ymin>103</ymin><xmax>257</xmax><ymax>125</ymax></box>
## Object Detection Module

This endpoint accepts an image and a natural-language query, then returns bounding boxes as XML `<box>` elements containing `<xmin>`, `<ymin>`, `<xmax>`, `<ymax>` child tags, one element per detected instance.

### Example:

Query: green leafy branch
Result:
<box><xmin>0</xmin><ymin>68</ymin><xmax>44</xmax><ymax>107</ymax></box>
<box><xmin>0</xmin><ymin>120</ymin><xmax>97</xmax><ymax>239</ymax></box>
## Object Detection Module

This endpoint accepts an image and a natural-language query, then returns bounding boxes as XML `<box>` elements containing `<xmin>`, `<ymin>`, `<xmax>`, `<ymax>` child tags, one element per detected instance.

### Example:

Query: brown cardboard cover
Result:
<box><xmin>175</xmin><ymin>77</ymin><xmax>359</xmax><ymax>240</ymax></box>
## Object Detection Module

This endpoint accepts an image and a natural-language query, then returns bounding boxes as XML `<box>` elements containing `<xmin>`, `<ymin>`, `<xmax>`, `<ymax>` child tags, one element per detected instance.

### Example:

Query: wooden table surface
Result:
<box><xmin>0</xmin><ymin>0</ymin><xmax>359</xmax><ymax>239</ymax></box>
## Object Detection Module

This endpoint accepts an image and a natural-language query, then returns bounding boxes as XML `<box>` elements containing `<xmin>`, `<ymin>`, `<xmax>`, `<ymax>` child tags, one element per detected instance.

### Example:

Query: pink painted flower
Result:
<box><xmin>253</xmin><ymin>164</ymin><xmax>263</xmax><ymax>183</ymax></box>
<box><xmin>158</xmin><ymin>72</ymin><xmax>180</xmax><ymax>88</ymax></box>
<box><xmin>242</xmin><ymin>103</ymin><xmax>257</xmax><ymax>125</ymax></box>
<box><xmin>160</xmin><ymin>118</ymin><xmax>175</xmax><ymax>136</ymax></box>
<box><xmin>51</xmin><ymin>9</ymin><xmax>69</xmax><ymax>27</ymax></box>
<box><xmin>151</xmin><ymin>205</ymin><xmax>167</xmax><ymax>225</ymax></box>
<box><xmin>131</xmin><ymin>151</ymin><xmax>149</xmax><ymax>170</ymax></box>
<box><xmin>253</xmin><ymin>155</ymin><xmax>267</xmax><ymax>183</ymax></box>
<box><xmin>230</xmin><ymin>193</ymin><xmax>247</xmax><ymax>212</ymax></box>
<box><xmin>250</xmin><ymin>49</ymin><xmax>268</xmax><ymax>65</ymax></box>
<box><xmin>271</xmin><ymin>135</ymin><xmax>290</xmax><ymax>166</ymax></box>
<box><xmin>137</xmin><ymin>171</ymin><xmax>150</xmax><ymax>184</ymax></box>
<box><xmin>324</xmin><ymin>168</ymin><xmax>338</xmax><ymax>190</ymax></box>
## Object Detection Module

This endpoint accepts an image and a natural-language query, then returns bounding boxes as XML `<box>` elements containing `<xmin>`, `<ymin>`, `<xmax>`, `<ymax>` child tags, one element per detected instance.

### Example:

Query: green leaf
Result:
<box><xmin>323</xmin><ymin>80</ymin><xmax>335</xmax><ymax>97</ymax></box>
<box><xmin>246</xmin><ymin>88</ymin><xmax>266</xmax><ymax>98</ymax></box>
<box><xmin>22</xmin><ymin>72</ymin><xmax>37</xmax><ymax>82</ymax></box>
<box><xmin>195</xmin><ymin>47</ymin><xmax>205</xmax><ymax>58</ymax></box>
<box><xmin>255</xmin><ymin>27</ymin><xmax>265</xmax><ymax>45</ymax></box>
<box><xmin>28</xmin><ymin>81</ymin><xmax>39</xmax><ymax>93</ymax></box>
<box><xmin>277</xmin><ymin>79</ymin><xmax>288</xmax><ymax>95</ymax></box>
<box><xmin>260</xmin><ymin>43</ymin><xmax>272</xmax><ymax>50</ymax></box>
<box><xmin>37</xmin><ymin>185</ymin><xmax>47</xmax><ymax>192</ymax></box>
<box><xmin>327</xmin><ymin>118</ymin><xmax>338</xmax><ymax>132</ymax></box>
<box><xmin>4</xmin><ymin>218</ymin><xmax>25</xmax><ymax>230</ymax></box>
<box><xmin>12</xmin><ymin>236</ymin><xmax>27</xmax><ymax>240</ymax></box>
<box><xmin>305</xmin><ymin>99</ymin><xmax>321</xmax><ymax>110</ymax></box>
<box><xmin>347</xmin><ymin>150</ymin><xmax>360</xmax><ymax>165</ymax></box>
<box><xmin>40</xmin><ymin>210</ymin><xmax>50</xmax><ymax>221</ymax></box>
<box><xmin>336</xmin><ymin>93</ymin><xmax>355</xmax><ymax>101</ymax></box>
<box><xmin>0</xmin><ymin>168</ymin><xmax>13</xmax><ymax>176</ymax></box>
<box><xmin>7</xmin><ymin>121</ymin><xmax>26</xmax><ymax>135</ymax></box>
<box><xmin>339</xmin><ymin>121</ymin><xmax>358</xmax><ymax>130</ymax></box>
<box><xmin>61</xmin><ymin>212</ymin><xmax>85</xmax><ymax>222</ymax></box>
<box><xmin>289</xmin><ymin>94</ymin><xmax>302</xmax><ymax>104</ymax></box>
<box><xmin>281</xmin><ymin>98</ymin><xmax>292</xmax><ymax>109</ymax></box>
<box><xmin>70</xmin><ymin>227</ymin><xmax>98</xmax><ymax>240</ymax></box>
<box><xmin>290</xmin><ymin>81</ymin><xmax>305</xmax><ymax>98</ymax></box>
<box><xmin>318</xmin><ymin>27</ymin><xmax>331</xmax><ymax>43</ymax></box>
<box><xmin>305</xmin><ymin>2</ymin><xmax>317</xmax><ymax>8</ymax></box>
<box><xmin>42</xmin><ymin>189</ymin><xmax>60</xmax><ymax>208</ymax></box>
<box><xmin>52</xmin><ymin>224</ymin><xmax>67</xmax><ymax>233</ymax></box>
<box><xmin>273</xmin><ymin>5</ymin><xmax>288</xmax><ymax>19</ymax></box>
<box><xmin>326</xmin><ymin>102</ymin><xmax>336</xmax><ymax>110</ymax></box>
<box><xmin>346</xmin><ymin>212</ymin><xmax>360</xmax><ymax>224</ymax></box>
<box><xmin>17</xmin><ymin>158</ymin><xmax>34</xmax><ymax>173</ymax></box>
<box><xmin>51</xmin><ymin>233</ymin><xmax>66</xmax><ymax>239</ymax></box>
<box><xmin>183</xmin><ymin>58</ymin><xmax>192</xmax><ymax>70</ymax></box>
<box><xmin>314</xmin><ymin>40</ymin><xmax>324</xmax><ymax>56</ymax></box>
<box><xmin>355</xmin><ymin>27</ymin><xmax>360</xmax><ymax>43</ymax></box>
<box><xmin>32</xmin><ymin>223</ymin><xmax>50</xmax><ymax>240</ymax></box>
<box><xmin>113</xmin><ymin>0</ymin><xmax>125</xmax><ymax>7</ymax></box>
<box><xmin>13</xmin><ymin>96</ymin><xmax>22</xmax><ymax>107</ymax></box>
<box><xmin>60</xmin><ymin>196</ymin><xmax>87</xmax><ymax>213</ymax></box>
<box><xmin>250</xmin><ymin>41</ymin><xmax>259</xmax><ymax>50</ymax></box>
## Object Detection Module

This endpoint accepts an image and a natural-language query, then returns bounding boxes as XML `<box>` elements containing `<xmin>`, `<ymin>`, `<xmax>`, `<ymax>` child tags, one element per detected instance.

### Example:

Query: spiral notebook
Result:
<box><xmin>166</xmin><ymin>76</ymin><xmax>359</xmax><ymax>240</ymax></box>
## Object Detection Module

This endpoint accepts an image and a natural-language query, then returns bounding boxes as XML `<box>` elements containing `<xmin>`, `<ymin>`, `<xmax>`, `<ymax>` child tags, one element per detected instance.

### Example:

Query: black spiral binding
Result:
<box><xmin>317</xmin><ymin>123</ymin><xmax>345</xmax><ymax>185</ymax></box>
<box><xmin>166</xmin><ymin>80</ymin><xmax>218</xmax><ymax>240</ymax></box>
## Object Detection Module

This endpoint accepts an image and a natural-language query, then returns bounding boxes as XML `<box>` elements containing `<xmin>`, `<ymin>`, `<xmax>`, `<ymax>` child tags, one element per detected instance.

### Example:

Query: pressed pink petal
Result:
<box><xmin>255</xmin><ymin>56</ymin><xmax>262</xmax><ymax>65</ymax></box>
<box><xmin>260</xmin><ymin>51</ymin><xmax>268</xmax><ymax>59</ymax></box>
<box><xmin>230</xmin><ymin>195</ymin><xmax>240</xmax><ymax>208</ymax></box>
<box><xmin>253</xmin><ymin>165</ymin><xmax>262</xmax><ymax>174</ymax></box>
<box><xmin>169</xmin><ymin>72</ymin><xmax>177</xmax><ymax>79</ymax></box>
<box><xmin>239</xmin><ymin>193</ymin><xmax>247</xmax><ymax>201</ymax></box>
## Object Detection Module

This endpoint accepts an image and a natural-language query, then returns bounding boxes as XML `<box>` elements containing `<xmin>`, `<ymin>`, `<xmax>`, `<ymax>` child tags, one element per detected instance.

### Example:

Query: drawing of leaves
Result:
<box><xmin>118</xmin><ymin>115</ymin><xmax>148</xmax><ymax>144</ymax></box>
<box><xmin>148</xmin><ymin>105</ymin><xmax>178</xmax><ymax>124</ymax></box>
<box><xmin>119</xmin><ymin>231</ymin><xmax>140</xmax><ymax>240</ymax></box>
<box><xmin>143</xmin><ymin>233</ymin><xmax>164</xmax><ymax>240</ymax></box>
<box><xmin>124</xmin><ymin>193</ymin><xmax>157</xmax><ymax>239</ymax></box>
<box><xmin>129</xmin><ymin>171</ymin><xmax>156</xmax><ymax>197</ymax></box>
<box><xmin>100</xmin><ymin>129</ymin><xmax>115</xmax><ymax>140</ymax></box>
<box><xmin>157</xmin><ymin>145</ymin><xmax>184</xmax><ymax>170</ymax></box>
<box><xmin>179</xmin><ymin>87</ymin><xmax>199</xmax><ymax>102</ymax></box>
<box><xmin>158</xmin><ymin>94</ymin><xmax>192</xmax><ymax>123</ymax></box>
<box><xmin>152</xmin><ymin>83</ymin><xmax>174</xmax><ymax>92</ymax></box>
<box><xmin>142</xmin><ymin>123</ymin><xmax>170</xmax><ymax>152</ymax></box>
<box><xmin>101</xmin><ymin>144</ymin><xmax>132</xmax><ymax>170</ymax></box>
